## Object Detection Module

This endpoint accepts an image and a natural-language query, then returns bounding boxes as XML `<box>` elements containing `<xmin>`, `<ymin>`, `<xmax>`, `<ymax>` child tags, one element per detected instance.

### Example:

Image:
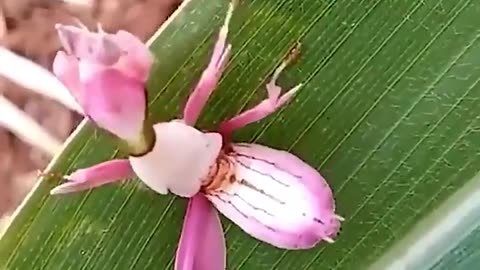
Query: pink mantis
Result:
<box><xmin>49</xmin><ymin>2</ymin><xmax>343</xmax><ymax>269</ymax></box>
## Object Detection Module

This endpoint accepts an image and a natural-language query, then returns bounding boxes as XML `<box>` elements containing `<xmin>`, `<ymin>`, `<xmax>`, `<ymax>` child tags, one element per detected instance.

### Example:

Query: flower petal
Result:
<box><xmin>205</xmin><ymin>143</ymin><xmax>342</xmax><ymax>249</ymax></box>
<box><xmin>50</xmin><ymin>159</ymin><xmax>134</xmax><ymax>195</ymax></box>
<box><xmin>129</xmin><ymin>121</ymin><xmax>222</xmax><ymax>197</ymax></box>
<box><xmin>56</xmin><ymin>24</ymin><xmax>123</xmax><ymax>66</ymax></box>
<box><xmin>52</xmin><ymin>51</ymin><xmax>84</xmax><ymax>106</ymax></box>
<box><xmin>82</xmin><ymin>68</ymin><xmax>146</xmax><ymax>142</ymax></box>
<box><xmin>175</xmin><ymin>195</ymin><xmax>226</xmax><ymax>270</ymax></box>
<box><xmin>112</xmin><ymin>30</ymin><xmax>153</xmax><ymax>82</ymax></box>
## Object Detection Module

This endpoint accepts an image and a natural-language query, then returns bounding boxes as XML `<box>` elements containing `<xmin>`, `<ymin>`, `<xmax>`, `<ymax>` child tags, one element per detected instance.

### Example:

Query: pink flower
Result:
<box><xmin>53</xmin><ymin>23</ymin><xmax>154</xmax><ymax>153</ymax></box>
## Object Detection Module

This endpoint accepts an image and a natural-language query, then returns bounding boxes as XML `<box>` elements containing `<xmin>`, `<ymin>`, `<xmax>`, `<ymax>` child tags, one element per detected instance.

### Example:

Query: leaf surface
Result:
<box><xmin>1</xmin><ymin>0</ymin><xmax>480</xmax><ymax>269</ymax></box>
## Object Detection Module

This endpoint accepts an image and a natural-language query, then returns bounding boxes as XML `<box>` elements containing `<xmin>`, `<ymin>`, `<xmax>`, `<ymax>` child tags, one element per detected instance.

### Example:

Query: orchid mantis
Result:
<box><xmin>49</xmin><ymin>2</ymin><xmax>343</xmax><ymax>269</ymax></box>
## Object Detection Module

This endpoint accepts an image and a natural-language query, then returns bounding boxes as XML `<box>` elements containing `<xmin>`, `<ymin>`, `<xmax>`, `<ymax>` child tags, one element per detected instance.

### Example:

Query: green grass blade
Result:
<box><xmin>1</xmin><ymin>0</ymin><xmax>480</xmax><ymax>269</ymax></box>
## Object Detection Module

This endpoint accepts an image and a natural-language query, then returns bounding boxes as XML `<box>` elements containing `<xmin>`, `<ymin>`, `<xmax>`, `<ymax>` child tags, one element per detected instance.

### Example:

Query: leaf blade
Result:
<box><xmin>2</xmin><ymin>0</ymin><xmax>480</xmax><ymax>269</ymax></box>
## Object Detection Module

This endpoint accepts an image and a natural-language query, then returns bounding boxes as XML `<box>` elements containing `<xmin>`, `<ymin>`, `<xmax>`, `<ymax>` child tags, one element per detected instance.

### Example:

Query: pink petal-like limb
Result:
<box><xmin>82</xmin><ymin>68</ymin><xmax>146</xmax><ymax>145</ymax></box>
<box><xmin>175</xmin><ymin>195</ymin><xmax>226</xmax><ymax>270</ymax></box>
<box><xmin>112</xmin><ymin>30</ymin><xmax>154</xmax><ymax>82</ymax></box>
<box><xmin>52</xmin><ymin>51</ymin><xmax>84</xmax><ymax>106</ymax></box>
<box><xmin>55</xmin><ymin>24</ymin><xmax>124</xmax><ymax>66</ymax></box>
<box><xmin>218</xmin><ymin>59</ymin><xmax>303</xmax><ymax>138</ymax></box>
<box><xmin>182</xmin><ymin>2</ymin><xmax>234</xmax><ymax>126</ymax></box>
<box><xmin>204</xmin><ymin>143</ymin><xmax>342</xmax><ymax>249</ymax></box>
<box><xmin>50</xmin><ymin>159</ymin><xmax>134</xmax><ymax>195</ymax></box>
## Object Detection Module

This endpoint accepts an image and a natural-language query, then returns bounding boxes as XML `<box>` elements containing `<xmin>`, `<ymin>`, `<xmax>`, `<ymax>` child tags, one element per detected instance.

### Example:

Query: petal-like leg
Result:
<box><xmin>52</xmin><ymin>50</ymin><xmax>84</xmax><ymax>110</ymax></box>
<box><xmin>50</xmin><ymin>159</ymin><xmax>134</xmax><ymax>195</ymax></box>
<box><xmin>182</xmin><ymin>2</ymin><xmax>235</xmax><ymax>126</ymax></box>
<box><xmin>55</xmin><ymin>24</ymin><xmax>123</xmax><ymax>66</ymax></box>
<box><xmin>218</xmin><ymin>47</ymin><xmax>303</xmax><ymax>138</ymax></box>
<box><xmin>175</xmin><ymin>195</ymin><xmax>226</xmax><ymax>270</ymax></box>
<box><xmin>112</xmin><ymin>30</ymin><xmax>154</xmax><ymax>82</ymax></box>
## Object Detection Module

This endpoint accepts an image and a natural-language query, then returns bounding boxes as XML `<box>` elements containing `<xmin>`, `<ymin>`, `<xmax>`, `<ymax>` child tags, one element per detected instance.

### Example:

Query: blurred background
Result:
<box><xmin>0</xmin><ymin>0</ymin><xmax>181</xmax><ymax>233</ymax></box>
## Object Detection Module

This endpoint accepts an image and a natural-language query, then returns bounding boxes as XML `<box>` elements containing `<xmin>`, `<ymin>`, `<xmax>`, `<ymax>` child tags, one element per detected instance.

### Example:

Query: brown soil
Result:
<box><xmin>0</xmin><ymin>0</ymin><xmax>181</xmax><ymax>227</ymax></box>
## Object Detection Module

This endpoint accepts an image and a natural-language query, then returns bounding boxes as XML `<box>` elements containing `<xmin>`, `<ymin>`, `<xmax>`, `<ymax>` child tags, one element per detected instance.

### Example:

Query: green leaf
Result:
<box><xmin>2</xmin><ymin>0</ymin><xmax>480</xmax><ymax>269</ymax></box>
<box><xmin>370</xmin><ymin>173</ymin><xmax>480</xmax><ymax>270</ymax></box>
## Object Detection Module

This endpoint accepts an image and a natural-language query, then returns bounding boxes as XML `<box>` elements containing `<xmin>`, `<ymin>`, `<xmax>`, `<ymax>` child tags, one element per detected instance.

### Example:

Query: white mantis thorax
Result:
<box><xmin>129</xmin><ymin>121</ymin><xmax>223</xmax><ymax>197</ymax></box>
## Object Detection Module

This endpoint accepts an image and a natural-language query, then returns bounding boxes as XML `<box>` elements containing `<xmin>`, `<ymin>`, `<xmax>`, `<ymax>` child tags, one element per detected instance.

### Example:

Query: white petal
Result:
<box><xmin>129</xmin><ymin>121</ymin><xmax>222</xmax><ymax>197</ymax></box>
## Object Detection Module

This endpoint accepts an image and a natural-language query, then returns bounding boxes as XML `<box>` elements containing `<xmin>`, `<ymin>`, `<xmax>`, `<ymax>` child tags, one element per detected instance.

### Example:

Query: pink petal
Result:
<box><xmin>56</xmin><ymin>24</ymin><xmax>80</xmax><ymax>54</ymax></box>
<box><xmin>181</xmin><ymin>2</ymin><xmax>233</xmax><ymax>126</ymax></box>
<box><xmin>175</xmin><ymin>195</ymin><xmax>226</xmax><ymax>270</ymax></box>
<box><xmin>94</xmin><ymin>35</ymin><xmax>125</xmax><ymax>65</ymax></box>
<box><xmin>82</xmin><ymin>68</ymin><xmax>146</xmax><ymax>142</ymax></box>
<box><xmin>205</xmin><ymin>143</ymin><xmax>342</xmax><ymax>249</ymax></box>
<box><xmin>56</xmin><ymin>24</ymin><xmax>123</xmax><ymax>66</ymax></box>
<box><xmin>112</xmin><ymin>30</ymin><xmax>154</xmax><ymax>82</ymax></box>
<box><xmin>50</xmin><ymin>159</ymin><xmax>134</xmax><ymax>195</ymax></box>
<box><xmin>52</xmin><ymin>51</ymin><xmax>83</xmax><ymax>106</ymax></box>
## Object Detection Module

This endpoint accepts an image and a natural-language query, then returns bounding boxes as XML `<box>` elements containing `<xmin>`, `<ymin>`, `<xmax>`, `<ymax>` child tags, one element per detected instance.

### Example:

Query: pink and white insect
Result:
<box><xmin>49</xmin><ymin>2</ymin><xmax>343</xmax><ymax>269</ymax></box>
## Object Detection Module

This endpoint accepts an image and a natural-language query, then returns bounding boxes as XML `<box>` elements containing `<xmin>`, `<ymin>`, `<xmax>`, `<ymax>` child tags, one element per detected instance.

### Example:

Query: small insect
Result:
<box><xmin>49</xmin><ymin>1</ymin><xmax>343</xmax><ymax>269</ymax></box>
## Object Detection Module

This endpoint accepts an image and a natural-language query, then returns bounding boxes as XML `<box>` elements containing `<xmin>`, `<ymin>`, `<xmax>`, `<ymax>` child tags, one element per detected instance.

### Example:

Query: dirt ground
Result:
<box><xmin>0</xmin><ymin>0</ymin><xmax>181</xmax><ymax>230</ymax></box>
